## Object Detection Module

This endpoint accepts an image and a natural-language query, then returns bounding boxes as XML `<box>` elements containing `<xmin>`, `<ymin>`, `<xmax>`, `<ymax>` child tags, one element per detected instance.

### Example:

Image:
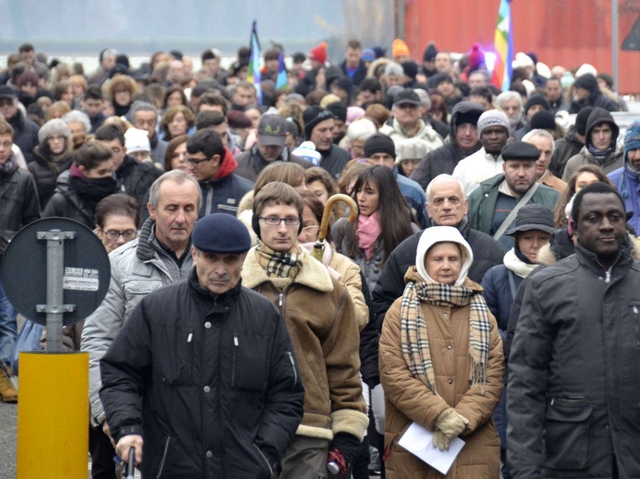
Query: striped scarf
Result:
<box><xmin>255</xmin><ymin>241</ymin><xmax>302</xmax><ymax>280</ymax></box>
<box><xmin>400</xmin><ymin>279</ymin><xmax>491</xmax><ymax>395</ymax></box>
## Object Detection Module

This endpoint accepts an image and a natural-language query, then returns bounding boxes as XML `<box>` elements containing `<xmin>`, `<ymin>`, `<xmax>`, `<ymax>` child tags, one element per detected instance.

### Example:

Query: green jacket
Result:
<box><xmin>468</xmin><ymin>174</ymin><xmax>560</xmax><ymax>235</ymax></box>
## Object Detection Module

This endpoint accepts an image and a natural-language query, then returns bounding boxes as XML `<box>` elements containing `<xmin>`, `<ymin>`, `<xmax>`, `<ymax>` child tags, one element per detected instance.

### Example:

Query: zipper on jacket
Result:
<box><xmin>278</xmin><ymin>293</ymin><xmax>284</xmax><ymax>307</ymax></box>
<box><xmin>231</xmin><ymin>332</ymin><xmax>238</xmax><ymax>388</ymax></box>
<box><xmin>634</xmin><ymin>306</ymin><xmax>640</xmax><ymax>346</ymax></box>
<box><xmin>253</xmin><ymin>444</ymin><xmax>273</xmax><ymax>476</ymax></box>
<box><xmin>155</xmin><ymin>435</ymin><xmax>171</xmax><ymax>479</ymax></box>
<box><xmin>286</xmin><ymin>351</ymin><xmax>298</xmax><ymax>388</ymax></box>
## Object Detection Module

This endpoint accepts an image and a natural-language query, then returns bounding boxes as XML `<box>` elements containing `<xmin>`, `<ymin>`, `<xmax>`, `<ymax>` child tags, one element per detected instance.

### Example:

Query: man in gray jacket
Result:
<box><xmin>508</xmin><ymin>182</ymin><xmax>640</xmax><ymax>478</ymax></box>
<box><xmin>81</xmin><ymin>169</ymin><xmax>201</xmax><ymax>479</ymax></box>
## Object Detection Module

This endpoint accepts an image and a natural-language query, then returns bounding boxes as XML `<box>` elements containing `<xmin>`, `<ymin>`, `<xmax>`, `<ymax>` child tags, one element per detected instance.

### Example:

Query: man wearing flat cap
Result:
<box><xmin>468</xmin><ymin>140</ymin><xmax>560</xmax><ymax>249</ymax></box>
<box><xmin>100</xmin><ymin>213</ymin><xmax>305</xmax><ymax>478</ymax></box>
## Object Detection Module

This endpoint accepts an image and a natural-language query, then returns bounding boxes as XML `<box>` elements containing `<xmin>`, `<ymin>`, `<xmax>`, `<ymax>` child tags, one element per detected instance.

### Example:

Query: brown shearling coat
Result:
<box><xmin>242</xmin><ymin>246</ymin><xmax>369</xmax><ymax>442</ymax></box>
<box><xmin>380</xmin><ymin>269</ymin><xmax>504</xmax><ymax>479</ymax></box>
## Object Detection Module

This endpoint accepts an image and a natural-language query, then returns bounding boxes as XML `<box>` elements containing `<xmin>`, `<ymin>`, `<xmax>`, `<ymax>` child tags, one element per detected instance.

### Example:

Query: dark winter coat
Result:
<box><xmin>508</xmin><ymin>240</ymin><xmax>640</xmax><ymax>478</ymax></box>
<box><xmin>371</xmin><ymin>218</ymin><xmax>505</xmax><ymax>328</ymax></box>
<box><xmin>550</xmin><ymin>126</ymin><xmax>584</xmax><ymax>178</ymax></box>
<box><xmin>235</xmin><ymin>146</ymin><xmax>312</xmax><ymax>182</ymax></box>
<box><xmin>115</xmin><ymin>155</ymin><xmax>162</xmax><ymax>209</ymax></box>
<box><xmin>411</xmin><ymin>101</ymin><xmax>484</xmax><ymax>190</ymax></box>
<box><xmin>339</xmin><ymin>60</ymin><xmax>367</xmax><ymax>86</ymax></box>
<box><xmin>318</xmin><ymin>144</ymin><xmax>350</xmax><ymax>181</ymax></box>
<box><xmin>28</xmin><ymin>146</ymin><xmax>73</xmax><ymax>209</ymax></box>
<box><xmin>569</xmin><ymin>89</ymin><xmax>620</xmax><ymax>114</ymax></box>
<box><xmin>0</xmin><ymin>162</ymin><xmax>40</xmax><ymax>260</ymax></box>
<box><xmin>100</xmin><ymin>271</ymin><xmax>304</xmax><ymax>479</ymax></box>
<box><xmin>43</xmin><ymin>183</ymin><xmax>97</xmax><ymax>229</ymax></box>
<box><xmin>8</xmin><ymin>109</ymin><xmax>40</xmax><ymax>163</ymax></box>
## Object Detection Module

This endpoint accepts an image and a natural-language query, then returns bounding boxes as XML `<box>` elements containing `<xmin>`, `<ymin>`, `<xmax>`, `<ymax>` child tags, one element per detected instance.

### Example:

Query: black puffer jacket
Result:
<box><xmin>28</xmin><ymin>146</ymin><xmax>73</xmax><ymax>209</ymax></box>
<box><xmin>550</xmin><ymin>126</ymin><xmax>583</xmax><ymax>178</ymax></box>
<box><xmin>115</xmin><ymin>155</ymin><xmax>161</xmax><ymax>208</ymax></box>
<box><xmin>318</xmin><ymin>144</ymin><xmax>350</xmax><ymax>181</ymax></box>
<box><xmin>411</xmin><ymin>101</ymin><xmax>483</xmax><ymax>190</ymax></box>
<box><xmin>100</xmin><ymin>271</ymin><xmax>305</xmax><ymax>479</ymax></box>
<box><xmin>508</xmin><ymin>240</ymin><xmax>640</xmax><ymax>478</ymax></box>
<box><xmin>8</xmin><ymin>110</ymin><xmax>39</xmax><ymax>163</ymax></box>
<box><xmin>0</xmin><ymin>160</ymin><xmax>40</xmax><ymax>260</ymax></box>
<box><xmin>371</xmin><ymin>217</ymin><xmax>505</xmax><ymax>326</ymax></box>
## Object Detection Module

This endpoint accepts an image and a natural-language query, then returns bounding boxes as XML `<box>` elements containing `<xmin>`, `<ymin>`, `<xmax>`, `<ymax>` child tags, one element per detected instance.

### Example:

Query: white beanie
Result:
<box><xmin>292</xmin><ymin>141</ymin><xmax>322</xmax><ymax>167</ymax></box>
<box><xmin>38</xmin><ymin>119</ymin><xmax>71</xmax><ymax>144</ymax></box>
<box><xmin>415</xmin><ymin>226</ymin><xmax>474</xmax><ymax>286</ymax></box>
<box><xmin>575</xmin><ymin>63</ymin><xmax>597</xmax><ymax>78</ymax></box>
<box><xmin>124</xmin><ymin>128</ymin><xmax>151</xmax><ymax>154</ymax></box>
<box><xmin>395</xmin><ymin>138</ymin><xmax>429</xmax><ymax>164</ymax></box>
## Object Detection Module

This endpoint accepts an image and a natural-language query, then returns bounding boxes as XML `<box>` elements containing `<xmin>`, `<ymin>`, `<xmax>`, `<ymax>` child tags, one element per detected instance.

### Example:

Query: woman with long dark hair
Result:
<box><xmin>334</xmin><ymin>164</ymin><xmax>418</xmax><ymax>291</ymax></box>
<box><xmin>43</xmin><ymin>141</ymin><xmax>118</xmax><ymax>229</ymax></box>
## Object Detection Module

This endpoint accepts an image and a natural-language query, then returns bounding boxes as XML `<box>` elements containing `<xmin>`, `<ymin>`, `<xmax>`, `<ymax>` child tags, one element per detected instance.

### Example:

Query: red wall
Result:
<box><xmin>404</xmin><ymin>0</ymin><xmax>640</xmax><ymax>94</ymax></box>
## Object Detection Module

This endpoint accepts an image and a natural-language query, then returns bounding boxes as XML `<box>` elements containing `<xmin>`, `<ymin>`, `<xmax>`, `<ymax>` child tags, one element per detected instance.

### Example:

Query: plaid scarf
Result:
<box><xmin>400</xmin><ymin>278</ymin><xmax>491</xmax><ymax>395</ymax></box>
<box><xmin>255</xmin><ymin>241</ymin><xmax>302</xmax><ymax>280</ymax></box>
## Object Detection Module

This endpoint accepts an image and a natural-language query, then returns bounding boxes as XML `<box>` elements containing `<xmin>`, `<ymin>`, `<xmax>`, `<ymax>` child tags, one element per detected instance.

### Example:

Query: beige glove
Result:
<box><xmin>432</xmin><ymin>430</ymin><xmax>452</xmax><ymax>451</ymax></box>
<box><xmin>435</xmin><ymin>408</ymin><xmax>469</xmax><ymax>438</ymax></box>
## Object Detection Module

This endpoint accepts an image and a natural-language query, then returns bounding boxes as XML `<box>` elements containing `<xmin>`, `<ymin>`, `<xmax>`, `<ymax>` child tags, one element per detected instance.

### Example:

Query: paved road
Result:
<box><xmin>0</xmin><ymin>401</ymin><xmax>17</xmax><ymax>479</ymax></box>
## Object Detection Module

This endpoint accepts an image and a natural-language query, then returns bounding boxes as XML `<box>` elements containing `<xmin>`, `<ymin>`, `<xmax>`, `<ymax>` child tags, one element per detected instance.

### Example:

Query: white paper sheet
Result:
<box><xmin>397</xmin><ymin>422</ymin><xmax>465</xmax><ymax>475</ymax></box>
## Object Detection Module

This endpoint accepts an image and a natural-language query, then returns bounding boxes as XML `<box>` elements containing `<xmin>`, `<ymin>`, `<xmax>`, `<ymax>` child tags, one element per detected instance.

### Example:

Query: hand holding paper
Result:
<box><xmin>399</xmin><ymin>422</ymin><xmax>465</xmax><ymax>475</ymax></box>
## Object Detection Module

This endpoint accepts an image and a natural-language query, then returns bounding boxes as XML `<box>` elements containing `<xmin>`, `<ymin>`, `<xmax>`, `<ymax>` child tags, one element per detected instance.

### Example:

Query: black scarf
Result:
<box><xmin>0</xmin><ymin>156</ymin><xmax>18</xmax><ymax>178</ymax></box>
<box><xmin>114</xmin><ymin>102</ymin><xmax>131</xmax><ymax>117</ymax></box>
<box><xmin>69</xmin><ymin>175</ymin><xmax>118</xmax><ymax>212</ymax></box>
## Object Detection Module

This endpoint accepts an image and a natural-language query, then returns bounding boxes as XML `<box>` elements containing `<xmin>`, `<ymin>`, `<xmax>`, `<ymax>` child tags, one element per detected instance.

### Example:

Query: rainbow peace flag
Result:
<box><xmin>276</xmin><ymin>51</ymin><xmax>288</xmax><ymax>90</ymax></box>
<box><xmin>491</xmin><ymin>0</ymin><xmax>513</xmax><ymax>92</ymax></box>
<box><xmin>247</xmin><ymin>21</ymin><xmax>263</xmax><ymax>105</ymax></box>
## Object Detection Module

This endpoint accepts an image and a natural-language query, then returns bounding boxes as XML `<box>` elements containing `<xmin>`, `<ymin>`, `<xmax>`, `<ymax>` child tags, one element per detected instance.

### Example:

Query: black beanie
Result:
<box><xmin>530</xmin><ymin>110</ymin><xmax>556</xmax><ymax>130</ymax></box>
<box><xmin>364</xmin><ymin>133</ymin><xmax>396</xmax><ymax>159</ymax></box>
<box><xmin>423</xmin><ymin>42</ymin><xmax>438</xmax><ymax>62</ymax></box>
<box><xmin>574</xmin><ymin>73</ymin><xmax>599</xmax><ymax>93</ymax></box>
<box><xmin>455</xmin><ymin>109</ymin><xmax>483</xmax><ymax>127</ymax></box>
<box><xmin>575</xmin><ymin>106</ymin><xmax>594</xmax><ymax>136</ymax></box>
<box><xmin>303</xmin><ymin>106</ymin><xmax>334</xmax><ymax>139</ymax></box>
<box><xmin>326</xmin><ymin>102</ymin><xmax>347</xmax><ymax>122</ymax></box>
<box><xmin>401</xmin><ymin>61</ymin><xmax>419</xmax><ymax>80</ymax></box>
<box><xmin>524</xmin><ymin>94</ymin><xmax>551</xmax><ymax>113</ymax></box>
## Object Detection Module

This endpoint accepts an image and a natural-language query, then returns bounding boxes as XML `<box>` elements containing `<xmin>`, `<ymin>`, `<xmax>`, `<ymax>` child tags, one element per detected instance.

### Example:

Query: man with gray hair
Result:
<box><xmin>372</xmin><ymin>172</ymin><xmax>505</xmax><ymax>330</ymax></box>
<box><xmin>230</xmin><ymin>81</ymin><xmax>257</xmax><ymax>110</ymax></box>
<box><xmin>81</xmin><ymin>169</ymin><xmax>201</xmax><ymax>479</ymax></box>
<box><xmin>495</xmin><ymin>91</ymin><xmax>524</xmax><ymax>134</ymax></box>
<box><xmin>129</xmin><ymin>101</ymin><xmax>167</xmax><ymax>165</ymax></box>
<box><xmin>523</xmin><ymin>129</ymin><xmax>567</xmax><ymax>193</ymax></box>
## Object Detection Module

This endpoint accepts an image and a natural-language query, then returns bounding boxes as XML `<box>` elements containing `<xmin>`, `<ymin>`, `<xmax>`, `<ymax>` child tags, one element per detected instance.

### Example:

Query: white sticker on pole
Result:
<box><xmin>63</xmin><ymin>267</ymin><xmax>99</xmax><ymax>291</ymax></box>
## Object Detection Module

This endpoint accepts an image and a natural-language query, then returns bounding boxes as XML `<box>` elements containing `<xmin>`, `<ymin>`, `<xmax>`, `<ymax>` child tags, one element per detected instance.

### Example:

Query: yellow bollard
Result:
<box><xmin>17</xmin><ymin>352</ymin><xmax>89</xmax><ymax>479</ymax></box>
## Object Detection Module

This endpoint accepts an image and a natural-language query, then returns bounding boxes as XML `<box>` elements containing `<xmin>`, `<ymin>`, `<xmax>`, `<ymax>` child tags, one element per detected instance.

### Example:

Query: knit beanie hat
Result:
<box><xmin>423</xmin><ymin>42</ymin><xmax>438</xmax><ymax>62</ymax></box>
<box><xmin>530</xmin><ymin>110</ymin><xmax>556</xmax><ymax>131</ymax></box>
<box><xmin>467</xmin><ymin>43</ymin><xmax>485</xmax><ymax>68</ymax></box>
<box><xmin>326</xmin><ymin>102</ymin><xmax>347</xmax><ymax>122</ymax></box>
<box><xmin>372</xmin><ymin>46</ymin><xmax>386</xmax><ymax>59</ymax></box>
<box><xmin>38</xmin><ymin>119</ymin><xmax>71</xmax><ymax>143</ymax></box>
<box><xmin>477</xmin><ymin>110</ymin><xmax>510</xmax><ymax>137</ymax></box>
<box><xmin>624</xmin><ymin>119</ymin><xmax>640</xmax><ymax>165</ymax></box>
<box><xmin>575</xmin><ymin>63</ymin><xmax>597</xmax><ymax>78</ymax></box>
<box><xmin>364</xmin><ymin>133</ymin><xmax>396</xmax><ymax>159</ymax></box>
<box><xmin>362</xmin><ymin>49</ymin><xmax>376</xmax><ymax>63</ymax></box>
<box><xmin>124</xmin><ymin>127</ymin><xmax>151</xmax><ymax>154</ymax></box>
<box><xmin>309</xmin><ymin>42</ymin><xmax>328</xmax><ymax>65</ymax></box>
<box><xmin>392</xmin><ymin>39</ymin><xmax>411</xmax><ymax>59</ymax></box>
<box><xmin>401</xmin><ymin>61</ymin><xmax>419</xmax><ymax>80</ymax></box>
<box><xmin>573</xmin><ymin>73</ymin><xmax>599</xmax><ymax>93</ymax></box>
<box><xmin>524</xmin><ymin>94</ymin><xmax>551</xmax><ymax>113</ymax></box>
<box><xmin>346</xmin><ymin>106</ymin><xmax>365</xmax><ymax>126</ymax></box>
<box><xmin>575</xmin><ymin>107</ymin><xmax>594</xmax><ymax>136</ymax></box>
<box><xmin>303</xmin><ymin>106</ymin><xmax>334</xmax><ymax>139</ymax></box>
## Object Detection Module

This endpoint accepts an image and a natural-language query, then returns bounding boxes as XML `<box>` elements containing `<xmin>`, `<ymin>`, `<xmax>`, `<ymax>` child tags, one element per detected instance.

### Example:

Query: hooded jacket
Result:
<box><xmin>100</xmin><ymin>270</ymin><xmax>305</xmax><ymax>479</ymax></box>
<box><xmin>562</xmin><ymin>108</ymin><xmax>623</xmax><ymax>180</ymax></box>
<box><xmin>569</xmin><ymin>82</ymin><xmax>620</xmax><ymax>114</ymax></box>
<box><xmin>550</xmin><ymin>125</ymin><xmax>584</xmax><ymax>178</ymax></box>
<box><xmin>411</xmin><ymin>101</ymin><xmax>484</xmax><ymax>190</ymax></box>
<box><xmin>241</xmin><ymin>246</ymin><xmax>368</xmax><ymax>442</ymax></box>
<box><xmin>380</xmin><ymin>226</ymin><xmax>504</xmax><ymax>479</ymax></box>
<box><xmin>608</xmin><ymin>120</ymin><xmax>640</xmax><ymax>234</ymax></box>
<box><xmin>508</xmin><ymin>239</ymin><xmax>640</xmax><ymax>478</ymax></box>
<box><xmin>198</xmin><ymin>147</ymin><xmax>254</xmax><ymax>218</ymax></box>
<box><xmin>115</xmin><ymin>155</ymin><xmax>162</xmax><ymax>209</ymax></box>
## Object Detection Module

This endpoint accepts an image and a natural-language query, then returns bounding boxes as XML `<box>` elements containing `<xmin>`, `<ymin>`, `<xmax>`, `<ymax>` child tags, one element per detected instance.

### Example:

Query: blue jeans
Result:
<box><xmin>0</xmin><ymin>273</ymin><xmax>18</xmax><ymax>366</ymax></box>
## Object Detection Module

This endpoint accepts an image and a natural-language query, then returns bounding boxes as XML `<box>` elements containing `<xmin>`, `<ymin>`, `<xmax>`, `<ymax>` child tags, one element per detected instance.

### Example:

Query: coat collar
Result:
<box><xmin>242</xmin><ymin>244</ymin><xmax>334</xmax><ymax>292</ymax></box>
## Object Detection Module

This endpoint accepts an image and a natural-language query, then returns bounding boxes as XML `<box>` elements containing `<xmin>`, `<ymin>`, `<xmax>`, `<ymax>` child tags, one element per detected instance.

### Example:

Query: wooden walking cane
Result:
<box><xmin>312</xmin><ymin>194</ymin><xmax>358</xmax><ymax>262</ymax></box>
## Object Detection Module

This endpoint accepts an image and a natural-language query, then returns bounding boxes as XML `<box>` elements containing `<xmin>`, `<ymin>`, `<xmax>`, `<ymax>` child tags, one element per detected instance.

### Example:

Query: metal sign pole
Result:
<box><xmin>36</xmin><ymin>229</ymin><xmax>76</xmax><ymax>353</ymax></box>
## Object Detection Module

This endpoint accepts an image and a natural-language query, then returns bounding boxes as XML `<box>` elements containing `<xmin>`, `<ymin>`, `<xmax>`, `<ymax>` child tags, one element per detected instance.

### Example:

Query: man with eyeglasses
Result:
<box><xmin>0</xmin><ymin>118</ymin><xmax>40</xmax><ymax>403</ymax></box>
<box><xmin>82</xmin><ymin>170</ymin><xmax>201</xmax><ymax>478</ymax></box>
<box><xmin>186</xmin><ymin>128</ymin><xmax>253</xmax><ymax>218</ymax></box>
<box><xmin>242</xmin><ymin>182</ymin><xmax>367</xmax><ymax>479</ymax></box>
<box><xmin>0</xmin><ymin>85</ymin><xmax>39</xmax><ymax>163</ymax></box>
<box><xmin>95</xmin><ymin>124</ymin><xmax>160</xmax><ymax>208</ymax></box>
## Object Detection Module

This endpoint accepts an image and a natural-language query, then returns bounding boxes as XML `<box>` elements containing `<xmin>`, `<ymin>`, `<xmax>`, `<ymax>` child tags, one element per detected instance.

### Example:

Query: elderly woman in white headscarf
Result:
<box><xmin>379</xmin><ymin>226</ymin><xmax>504</xmax><ymax>479</ymax></box>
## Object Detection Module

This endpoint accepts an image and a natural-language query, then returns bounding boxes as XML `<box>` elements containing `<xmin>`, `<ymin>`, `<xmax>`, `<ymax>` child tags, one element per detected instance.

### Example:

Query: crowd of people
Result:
<box><xmin>0</xmin><ymin>37</ymin><xmax>639</xmax><ymax>479</ymax></box>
